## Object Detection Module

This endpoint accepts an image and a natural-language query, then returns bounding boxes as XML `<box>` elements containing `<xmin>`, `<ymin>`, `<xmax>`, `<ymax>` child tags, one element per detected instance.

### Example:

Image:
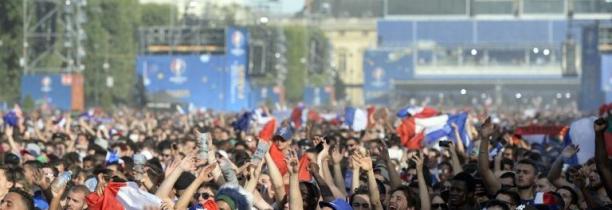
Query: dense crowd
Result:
<box><xmin>0</xmin><ymin>105</ymin><xmax>610</xmax><ymax>210</ymax></box>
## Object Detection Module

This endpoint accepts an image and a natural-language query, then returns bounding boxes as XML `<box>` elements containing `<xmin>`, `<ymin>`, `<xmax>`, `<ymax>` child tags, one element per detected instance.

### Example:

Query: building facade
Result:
<box><xmin>320</xmin><ymin>19</ymin><xmax>377</xmax><ymax>106</ymax></box>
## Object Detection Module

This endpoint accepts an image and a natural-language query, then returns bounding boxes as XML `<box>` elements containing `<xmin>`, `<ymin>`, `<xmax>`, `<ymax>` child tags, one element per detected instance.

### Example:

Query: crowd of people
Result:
<box><xmin>0</xmin><ymin>104</ymin><xmax>610</xmax><ymax>210</ymax></box>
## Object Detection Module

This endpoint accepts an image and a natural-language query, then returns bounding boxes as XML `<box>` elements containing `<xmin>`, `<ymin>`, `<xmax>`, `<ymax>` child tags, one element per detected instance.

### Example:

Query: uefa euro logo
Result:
<box><xmin>231</xmin><ymin>31</ymin><xmax>245</xmax><ymax>56</ymax></box>
<box><xmin>169</xmin><ymin>58</ymin><xmax>187</xmax><ymax>84</ymax></box>
<box><xmin>372</xmin><ymin>67</ymin><xmax>385</xmax><ymax>87</ymax></box>
<box><xmin>41</xmin><ymin>76</ymin><xmax>52</xmax><ymax>92</ymax></box>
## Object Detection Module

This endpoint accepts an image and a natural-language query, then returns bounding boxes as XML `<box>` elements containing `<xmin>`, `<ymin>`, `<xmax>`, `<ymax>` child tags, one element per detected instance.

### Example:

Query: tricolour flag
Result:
<box><xmin>396</xmin><ymin>106</ymin><xmax>438</xmax><ymax>119</ymax></box>
<box><xmin>344</xmin><ymin>107</ymin><xmax>368</xmax><ymax>131</ymax></box>
<box><xmin>86</xmin><ymin>182</ymin><xmax>161</xmax><ymax>210</ymax></box>
<box><xmin>397</xmin><ymin>112</ymin><xmax>471</xmax><ymax>149</ymax></box>
<box><xmin>563</xmin><ymin>117</ymin><xmax>597</xmax><ymax>165</ymax></box>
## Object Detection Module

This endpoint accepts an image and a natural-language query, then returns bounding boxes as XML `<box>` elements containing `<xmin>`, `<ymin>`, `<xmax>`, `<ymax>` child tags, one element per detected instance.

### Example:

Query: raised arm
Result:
<box><xmin>265</xmin><ymin>153</ymin><xmax>287</xmax><ymax>202</ymax></box>
<box><xmin>309</xmin><ymin>162</ymin><xmax>336</xmax><ymax>202</ymax></box>
<box><xmin>317</xmin><ymin>141</ymin><xmax>346</xmax><ymax>198</ymax></box>
<box><xmin>4</xmin><ymin>126</ymin><xmax>21</xmax><ymax>154</ymax></box>
<box><xmin>174</xmin><ymin>164</ymin><xmax>216</xmax><ymax>210</ymax></box>
<box><xmin>330</xmin><ymin>145</ymin><xmax>348</xmax><ymax>195</ymax></box>
<box><xmin>379</xmin><ymin>140</ymin><xmax>403</xmax><ymax>189</ymax></box>
<box><xmin>354</xmin><ymin>152</ymin><xmax>383</xmax><ymax>210</ymax></box>
<box><xmin>48</xmin><ymin>176</ymin><xmax>68</xmax><ymax>210</ymax></box>
<box><xmin>413</xmin><ymin>153</ymin><xmax>431</xmax><ymax>210</ymax></box>
<box><xmin>155</xmin><ymin>154</ymin><xmax>195</xmax><ymax>200</ymax></box>
<box><xmin>477</xmin><ymin>118</ymin><xmax>502</xmax><ymax>195</ymax></box>
<box><xmin>548</xmin><ymin>144</ymin><xmax>579</xmax><ymax>187</ymax></box>
<box><xmin>594</xmin><ymin>118</ymin><xmax>612</xmax><ymax>198</ymax></box>
<box><xmin>287</xmin><ymin>150</ymin><xmax>303</xmax><ymax>210</ymax></box>
<box><xmin>451</xmin><ymin>123</ymin><xmax>467</xmax><ymax>160</ymax></box>
<box><xmin>448</xmin><ymin>142</ymin><xmax>464</xmax><ymax>175</ymax></box>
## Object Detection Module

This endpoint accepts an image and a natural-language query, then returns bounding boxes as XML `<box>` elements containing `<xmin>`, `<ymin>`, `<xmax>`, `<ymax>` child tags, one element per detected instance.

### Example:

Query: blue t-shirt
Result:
<box><xmin>33</xmin><ymin>191</ymin><xmax>49</xmax><ymax>210</ymax></box>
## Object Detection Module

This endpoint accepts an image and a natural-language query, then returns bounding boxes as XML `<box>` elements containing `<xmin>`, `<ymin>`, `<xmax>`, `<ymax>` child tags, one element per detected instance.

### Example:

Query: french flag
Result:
<box><xmin>344</xmin><ymin>107</ymin><xmax>368</xmax><ymax>131</ymax></box>
<box><xmin>86</xmin><ymin>182</ymin><xmax>161</xmax><ymax>210</ymax></box>
<box><xmin>397</xmin><ymin>112</ymin><xmax>471</xmax><ymax>149</ymax></box>
<box><xmin>254</xmin><ymin>108</ymin><xmax>276</xmax><ymax>141</ymax></box>
<box><xmin>396</xmin><ymin>106</ymin><xmax>438</xmax><ymax>119</ymax></box>
<box><xmin>396</xmin><ymin>107</ymin><xmax>439</xmax><ymax>149</ymax></box>
<box><xmin>563</xmin><ymin>117</ymin><xmax>597</xmax><ymax>164</ymax></box>
<box><xmin>290</xmin><ymin>105</ymin><xmax>308</xmax><ymax>129</ymax></box>
<box><xmin>534</xmin><ymin>192</ymin><xmax>562</xmax><ymax>210</ymax></box>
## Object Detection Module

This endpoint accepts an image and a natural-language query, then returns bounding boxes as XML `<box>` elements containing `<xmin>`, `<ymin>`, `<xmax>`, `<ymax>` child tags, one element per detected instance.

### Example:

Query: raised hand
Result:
<box><xmin>352</xmin><ymin>151</ymin><xmax>373</xmax><ymax>171</ymax></box>
<box><xmin>594</xmin><ymin>118</ymin><xmax>607</xmax><ymax>133</ymax></box>
<box><xmin>4</xmin><ymin>126</ymin><xmax>13</xmax><ymax>138</ymax></box>
<box><xmin>307</xmin><ymin>162</ymin><xmax>320</xmax><ymax>175</ymax></box>
<box><xmin>286</xmin><ymin>150</ymin><xmax>299</xmax><ymax>175</ymax></box>
<box><xmin>197</xmin><ymin>164</ymin><xmax>217</xmax><ymax>183</ymax></box>
<box><xmin>179</xmin><ymin>153</ymin><xmax>197</xmax><ymax>171</ymax></box>
<box><xmin>412</xmin><ymin>153</ymin><xmax>424</xmax><ymax>172</ymax></box>
<box><xmin>331</xmin><ymin>144</ymin><xmax>344</xmax><ymax>164</ymax></box>
<box><xmin>318</xmin><ymin>138</ymin><xmax>330</xmax><ymax>159</ymax></box>
<box><xmin>164</xmin><ymin>159</ymin><xmax>178</xmax><ymax>178</ymax></box>
<box><xmin>479</xmin><ymin>117</ymin><xmax>495</xmax><ymax>139</ymax></box>
<box><xmin>561</xmin><ymin>144</ymin><xmax>580</xmax><ymax>160</ymax></box>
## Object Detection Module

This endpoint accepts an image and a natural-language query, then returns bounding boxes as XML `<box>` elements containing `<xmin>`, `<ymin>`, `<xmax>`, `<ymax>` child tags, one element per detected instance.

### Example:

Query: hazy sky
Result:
<box><xmin>247</xmin><ymin>0</ymin><xmax>305</xmax><ymax>14</ymax></box>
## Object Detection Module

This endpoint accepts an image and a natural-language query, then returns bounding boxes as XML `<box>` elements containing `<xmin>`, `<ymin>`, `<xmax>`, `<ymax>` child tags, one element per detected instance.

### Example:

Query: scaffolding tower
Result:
<box><xmin>22</xmin><ymin>0</ymin><xmax>86</xmax><ymax>74</ymax></box>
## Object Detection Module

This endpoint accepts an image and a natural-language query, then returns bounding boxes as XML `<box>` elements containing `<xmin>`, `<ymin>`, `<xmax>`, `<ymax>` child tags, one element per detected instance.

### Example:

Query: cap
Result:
<box><xmin>319</xmin><ymin>198</ymin><xmax>352</xmax><ymax>210</ymax></box>
<box><xmin>275</xmin><ymin>126</ymin><xmax>294</xmax><ymax>141</ymax></box>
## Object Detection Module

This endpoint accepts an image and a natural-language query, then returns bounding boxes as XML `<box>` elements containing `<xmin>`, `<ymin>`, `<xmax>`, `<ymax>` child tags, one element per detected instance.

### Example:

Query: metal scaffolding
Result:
<box><xmin>22</xmin><ymin>0</ymin><xmax>86</xmax><ymax>75</ymax></box>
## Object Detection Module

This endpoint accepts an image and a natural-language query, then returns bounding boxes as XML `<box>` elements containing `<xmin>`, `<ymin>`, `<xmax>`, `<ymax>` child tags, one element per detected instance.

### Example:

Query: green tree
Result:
<box><xmin>0</xmin><ymin>0</ymin><xmax>23</xmax><ymax>104</ymax></box>
<box><xmin>83</xmin><ymin>0</ymin><xmax>141</xmax><ymax>109</ymax></box>
<box><xmin>284</xmin><ymin>26</ymin><xmax>307</xmax><ymax>103</ymax></box>
<box><xmin>140</xmin><ymin>3</ymin><xmax>176</xmax><ymax>27</ymax></box>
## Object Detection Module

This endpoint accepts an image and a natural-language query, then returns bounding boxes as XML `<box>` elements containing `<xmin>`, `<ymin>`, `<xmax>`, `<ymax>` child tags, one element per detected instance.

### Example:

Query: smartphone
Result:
<box><xmin>198</xmin><ymin>132</ymin><xmax>211</xmax><ymax>160</ymax></box>
<box><xmin>250</xmin><ymin>140</ymin><xmax>271</xmax><ymax>166</ymax></box>
<box><xmin>439</xmin><ymin>140</ymin><xmax>451</xmax><ymax>147</ymax></box>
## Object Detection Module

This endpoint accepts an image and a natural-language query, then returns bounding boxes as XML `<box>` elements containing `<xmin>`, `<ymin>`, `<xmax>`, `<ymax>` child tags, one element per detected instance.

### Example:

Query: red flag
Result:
<box><xmin>396</xmin><ymin>117</ymin><xmax>423</xmax><ymax>149</ymax></box>
<box><xmin>307</xmin><ymin>109</ymin><xmax>321</xmax><ymax>122</ymax></box>
<box><xmin>298</xmin><ymin>155</ymin><xmax>312</xmax><ymax>182</ymax></box>
<box><xmin>258</xmin><ymin>118</ymin><xmax>277</xmax><ymax>141</ymax></box>
<box><xmin>290</xmin><ymin>107</ymin><xmax>303</xmax><ymax>129</ymax></box>
<box><xmin>269</xmin><ymin>144</ymin><xmax>288</xmax><ymax>175</ymax></box>
<box><xmin>367</xmin><ymin>106</ymin><xmax>377</xmax><ymax>128</ymax></box>
<box><xmin>86</xmin><ymin>182</ymin><xmax>161</xmax><ymax>210</ymax></box>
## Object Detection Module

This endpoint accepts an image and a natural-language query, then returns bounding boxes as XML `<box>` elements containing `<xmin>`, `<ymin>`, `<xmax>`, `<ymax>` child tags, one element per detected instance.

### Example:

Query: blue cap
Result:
<box><xmin>319</xmin><ymin>198</ymin><xmax>353</xmax><ymax>210</ymax></box>
<box><xmin>275</xmin><ymin>125</ymin><xmax>294</xmax><ymax>141</ymax></box>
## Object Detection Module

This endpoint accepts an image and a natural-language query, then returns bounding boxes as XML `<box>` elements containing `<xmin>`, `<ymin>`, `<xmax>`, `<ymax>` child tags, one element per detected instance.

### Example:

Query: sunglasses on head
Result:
<box><xmin>193</xmin><ymin>192</ymin><xmax>210</xmax><ymax>200</ymax></box>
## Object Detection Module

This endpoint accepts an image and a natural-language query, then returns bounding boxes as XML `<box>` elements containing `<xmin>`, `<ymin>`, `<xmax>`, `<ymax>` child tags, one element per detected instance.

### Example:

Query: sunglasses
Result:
<box><xmin>432</xmin><ymin>203</ymin><xmax>448</xmax><ymax>209</ymax></box>
<box><xmin>193</xmin><ymin>192</ymin><xmax>210</xmax><ymax>200</ymax></box>
<box><xmin>351</xmin><ymin>202</ymin><xmax>370</xmax><ymax>208</ymax></box>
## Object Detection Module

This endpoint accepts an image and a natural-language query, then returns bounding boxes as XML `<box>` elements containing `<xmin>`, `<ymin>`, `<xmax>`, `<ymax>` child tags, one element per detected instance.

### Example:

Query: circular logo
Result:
<box><xmin>373</xmin><ymin>67</ymin><xmax>384</xmax><ymax>80</ymax></box>
<box><xmin>42</xmin><ymin>76</ymin><xmax>51</xmax><ymax>87</ymax></box>
<box><xmin>232</xmin><ymin>31</ymin><xmax>244</xmax><ymax>48</ymax></box>
<box><xmin>170</xmin><ymin>58</ymin><xmax>186</xmax><ymax>76</ymax></box>
<box><xmin>41</xmin><ymin>76</ymin><xmax>52</xmax><ymax>92</ymax></box>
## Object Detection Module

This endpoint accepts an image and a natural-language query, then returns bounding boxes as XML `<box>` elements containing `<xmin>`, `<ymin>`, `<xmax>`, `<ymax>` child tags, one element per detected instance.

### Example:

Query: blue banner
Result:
<box><xmin>602</xmin><ymin>54</ymin><xmax>612</xmax><ymax>92</ymax></box>
<box><xmin>250</xmin><ymin>86</ymin><xmax>281</xmax><ymax>107</ymax></box>
<box><xmin>21</xmin><ymin>74</ymin><xmax>72</xmax><ymax>110</ymax></box>
<box><xmin>363</xmin><ymin>49</ymin><xmax>414</xmax><ymax>104</ymax></box>
<box><xmin>304</xmin><ymin>86</ymin><xmax>332</xmax><ymax>106</ymax></box>
<box><xmin>136</xmin><ymin>27</ymin><xmax>252</xmax><ymax>112</ymax></box>
<box><xmin>226</xmin><ymin>27</ymin><xmax>251</xmax><ymax>111</ymax></box>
